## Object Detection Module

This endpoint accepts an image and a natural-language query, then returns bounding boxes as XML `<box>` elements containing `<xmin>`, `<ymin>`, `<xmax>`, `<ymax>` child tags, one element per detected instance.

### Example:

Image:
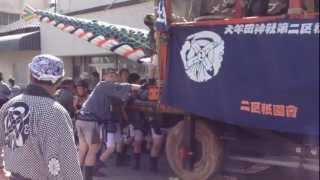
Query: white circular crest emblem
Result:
<box><xmin>48</xmin><ymin>158</ymin><xmax>61</xmax><ymax>176</ymax></box>
<box><xmin>180</xmin><ymin>31</ymin><xmax>225</xmax><ymax>82</ymax></box>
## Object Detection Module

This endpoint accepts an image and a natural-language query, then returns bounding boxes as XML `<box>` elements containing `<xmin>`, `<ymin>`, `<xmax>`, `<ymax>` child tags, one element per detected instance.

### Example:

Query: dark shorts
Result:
<box><xmin>105</xmin><ymin>121</ymin><xmax>119</xmax><ymax>133</ymax></box>
<box><xmin>150</xmin><ymin>123</ymin><xmax>162</xmax><ymax>136</ymax></box>
<box><xmin>103</xmin><ymin>123</ymin><xmax>122</xmax><ymax>146</ymax></box>
<box><xmin>136</xmin><ymin>114</ymin><xmax>162</xmax><ymax>136</ymax></box>
<box><xmin>129</xmin><ymin>113</ymin><xmax>145</xmax><ymax>130</ymax></box>
<box><xmin>147</xmin><ymin>115</ymin><xmax>162</xmax><ymax>136</ymax></box>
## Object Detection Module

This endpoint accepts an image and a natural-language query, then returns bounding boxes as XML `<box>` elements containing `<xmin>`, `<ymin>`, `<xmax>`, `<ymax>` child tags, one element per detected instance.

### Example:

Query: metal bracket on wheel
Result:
<box><xmin>182</xmin><ymin>114</ymin><xmax>196</xmax><ymax>171</ymax></box>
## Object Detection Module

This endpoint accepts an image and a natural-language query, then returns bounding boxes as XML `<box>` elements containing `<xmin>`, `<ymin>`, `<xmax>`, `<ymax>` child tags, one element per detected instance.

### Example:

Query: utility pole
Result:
<box><xmin>49</xmin><ymin>0</ymin><xmax>57</xmax><ymax>12</ymax></box>
<box><xmin>54</xmin><ymin>0</ymin><xmax>57</xmax><ymax>12</ymax></box>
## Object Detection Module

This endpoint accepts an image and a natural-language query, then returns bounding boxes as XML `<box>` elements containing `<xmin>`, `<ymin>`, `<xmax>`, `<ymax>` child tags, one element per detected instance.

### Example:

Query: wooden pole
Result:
<box><xmin>304</xmin><ymin>0</ymin><xmax>315</xmax><ymax>13</ymax></box>
<box><xmin>182</xmin><ymin>115</ymin><xmax>196</xmax><ymax>171</ymax></box>
<box><xmin>288</xmin><ymin>0</ymin><xmax>304</xmax><ymax>14</ymax></box>
<box><xmin>165</xmin><ymin>0</ymin><xmax>173</xmax><ymax>24</ymax></box>
<box><xmin>234</xmin><ymin>0</ymin><xmax>244</xmax><ymax>18</ymax></box>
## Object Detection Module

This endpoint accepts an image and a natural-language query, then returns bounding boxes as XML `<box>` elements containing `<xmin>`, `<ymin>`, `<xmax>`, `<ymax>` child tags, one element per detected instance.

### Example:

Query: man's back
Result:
<box><xmin>0</xmin><ymin>85</ymin><xmax>82</xmax><ymax>180</ymax></box>
<box><xmin>80</xmin><ymin>81</ymin><xmax>131</xmax><ymax>122</ymax></box>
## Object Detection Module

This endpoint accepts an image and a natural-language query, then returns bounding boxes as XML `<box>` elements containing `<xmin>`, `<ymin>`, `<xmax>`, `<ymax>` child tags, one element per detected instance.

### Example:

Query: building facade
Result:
<box><xmin>0</xmin><ymin>0</ymin><xmax>71</xmax><ymax>86</ymax></box>
<box><xmin>1</xmin><ymin>0</ymin><xmax>154</xmax><ymax>85</ymax></box>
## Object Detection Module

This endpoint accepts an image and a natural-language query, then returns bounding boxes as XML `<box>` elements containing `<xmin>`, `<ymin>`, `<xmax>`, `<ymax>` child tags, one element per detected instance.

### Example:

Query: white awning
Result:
<box><xmin>0</xmin><ymin>31</ymin><xmax>40</xmax><ymax>51</ymax></box>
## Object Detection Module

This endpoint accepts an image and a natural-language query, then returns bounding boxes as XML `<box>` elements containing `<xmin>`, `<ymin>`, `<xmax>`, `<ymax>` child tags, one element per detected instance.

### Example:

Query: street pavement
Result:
<box><xmin>2</xmin><ymin>151</ymin><xmax>318</xmax><ymax>180</ymax></box>
<box><xmin>93</xmin><ymin>153</ymin><xmax>175</xmax><ymax>180</ymax></box>
<box><xmin>93</xmin><ymin>153</ymin><xmax>319</xmax><ymax>180</ymax></box>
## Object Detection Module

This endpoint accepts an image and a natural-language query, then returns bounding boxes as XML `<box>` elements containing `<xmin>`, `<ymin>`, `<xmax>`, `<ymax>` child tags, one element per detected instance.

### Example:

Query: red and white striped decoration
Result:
<box><xmin>90</xmin><ymin>35</ymin><xmax>106</xmax><ymax>46</ymax></box>
<box><xmin>79</xmin><ymin>32</ymin><xmax>94</xmax><ymax>40</ymax></box>
<box><xmin>74</xmin><ymin>28</ymin><xmax>85</xmax><ymax>37</ymax></box>
<box><xmin>100</xmin><ymin>39</ymin><xmax>119</xmax><ymax>49</ymax></box>
<box><xmin>126</xmin><ymin>49</ymin><xmax>145</xmax><ymax>60</ymax></box>
<box><xmin>48</xmin><ymin>20</ymin><xmax>57</xmax><ymax>26</ymax></box>
<box><xmin>38</xmin><ymin>15</ymin><xmax>148</xmax><ymax>62</ymax></box>
<box><xmin>56</xmin><ymin>23</ymin><xmax>65</xmax><ymax>30</ymax></box>
<box><xmin>113</xmin><ymin>44</ymin><xmax>134</xmax><ymax>56</ymax></box>
<box><xmin>62</xmin><ymin>25</ymin><xmax>75</xmax><ymax>32</ymax></box>
<box><xmin>41</xmin><ymin>17</ymin><xmax>50</xmax><ymax>23</ymax></box>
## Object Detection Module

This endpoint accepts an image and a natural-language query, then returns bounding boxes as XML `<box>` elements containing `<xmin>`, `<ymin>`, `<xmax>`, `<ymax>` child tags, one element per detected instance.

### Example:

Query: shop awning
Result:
<box><xmin>0</xmin><ymin>31</ymin><xmax>40</xmax><ymax>51</ymax></box>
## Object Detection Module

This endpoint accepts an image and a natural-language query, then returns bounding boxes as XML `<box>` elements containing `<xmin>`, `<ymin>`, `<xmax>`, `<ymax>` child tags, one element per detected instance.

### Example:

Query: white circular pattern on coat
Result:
<box><xmin>180</xmin><ymin>31</ymin><xmax>225</xmax><ymax>83</ymax></box>
<box><xmin>48</xmin><ymin>158</ymin><xmax>61</xmax><ymax>176</ymax></box>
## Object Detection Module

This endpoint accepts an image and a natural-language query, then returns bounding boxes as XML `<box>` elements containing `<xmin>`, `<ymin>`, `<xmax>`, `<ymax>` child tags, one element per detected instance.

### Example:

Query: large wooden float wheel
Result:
<box><xmin>166</xmin><ymin>120</ymin><xmax>223</xmax><ymax>180</ymax></box>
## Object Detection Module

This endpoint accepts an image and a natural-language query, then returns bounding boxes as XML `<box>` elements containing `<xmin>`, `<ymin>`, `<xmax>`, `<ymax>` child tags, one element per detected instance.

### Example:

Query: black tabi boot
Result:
<box><xmin>116</xmin><ymin>152</ymin><xmax>129</xmax><ymax>166</ymax></box>
<box><xmin>115</xmin><ymin>152</ymin><xmax>122</xmax><ymax>166</ymax></box>
<box><xmin>149</xmin><ymin>156</ymin><xmax>159</xmax><ymax>173</ymax></box>
<box><xmin>83</xmin><ymin>166</ymin><xmax>94</xmax><ymax>180</ymax></box>
<box><xmin>80</xmin><ymin>165</ymin><xmax>84</xmax><ymax>175</ymax></box>
<box><xmin>94</xmin><ymin>159</ymin><xmax>107</xmax><ymax>177</ymax></box>
<box><xmin>122</xmin><ymin>145</ymin><xmax>130</xmax><ymax>162</ymax></box>
<box><xmin>96</xmin><ymin>159</ymin><xmax>106</xmax><ymax>170</ymax></box>
<box><xmin>132</xmin><ymin>153</ymin><xmax>141</xmax><ymax>170</ymax></box>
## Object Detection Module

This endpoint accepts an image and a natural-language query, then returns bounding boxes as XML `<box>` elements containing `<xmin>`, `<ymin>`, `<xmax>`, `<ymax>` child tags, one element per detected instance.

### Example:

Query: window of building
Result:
<box><xmin>0</xmin><ymin>12</ymin><xmax>20</xmax><ymax>25</ymax></box>
<box><xmin>72</xmin><ymin>55</ymin><xmax>147</xmax><ymax>81</ymax></box>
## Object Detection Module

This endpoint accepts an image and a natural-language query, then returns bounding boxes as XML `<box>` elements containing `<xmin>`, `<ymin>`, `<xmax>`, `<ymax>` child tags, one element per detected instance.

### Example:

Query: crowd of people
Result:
<box><xmin>0</xmin><ymin>54</ymin><xmax>164</xmax><ymax>180</ymax></box>
<box><xmin>170</xmin><ymin>0</ymin><xmax>319</xmax><ymax>21</ymax></box>
<box><xmin>0</xmin><ymin>74</ymin><xmax>22</xmax><ymax>108</ymax></box>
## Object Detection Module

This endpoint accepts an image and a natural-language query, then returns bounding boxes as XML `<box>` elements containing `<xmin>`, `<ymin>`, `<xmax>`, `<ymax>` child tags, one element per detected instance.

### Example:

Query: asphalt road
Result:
<box><xmin>2</xmin><ymin>151</ymin><xmax>318</xmax><ymax>180</ymax></box>
<box><xmin>93</xmin><ymin>153</ymin><xmax>174</xmax><ymax>180</ymax></box>
<box><xmin>93</xmin><ymin>153</ymin><xmax>319</xmax><ymax>180</ymax></box>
